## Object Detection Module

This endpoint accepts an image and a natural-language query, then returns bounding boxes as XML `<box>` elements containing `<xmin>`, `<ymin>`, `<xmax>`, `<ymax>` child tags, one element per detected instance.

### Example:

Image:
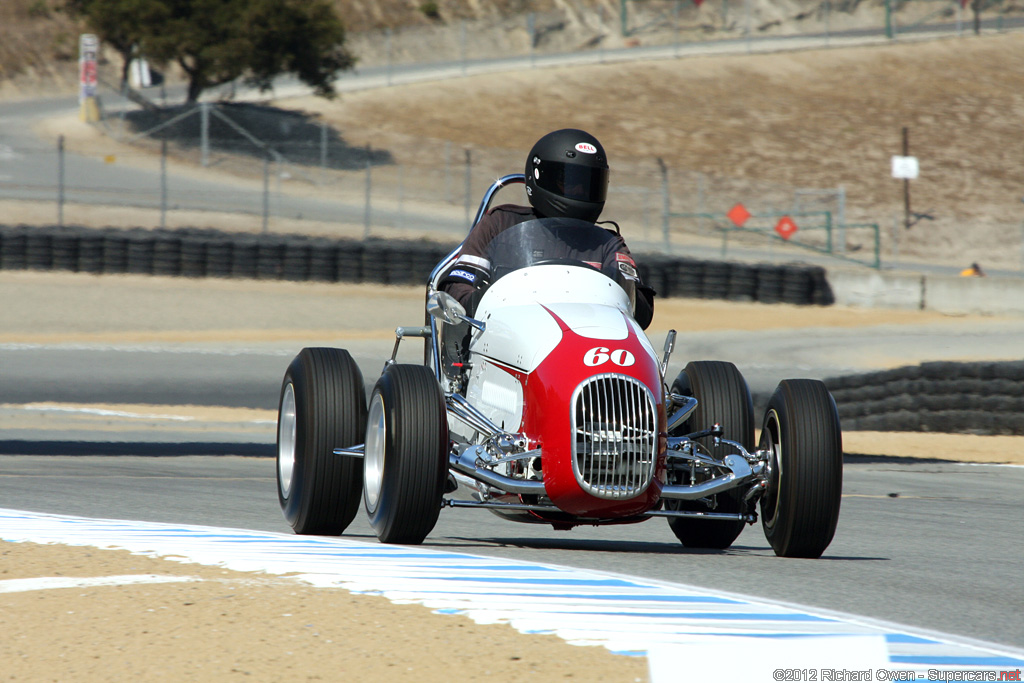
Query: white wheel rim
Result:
<box><xmin>278</xmin><ymin>383</ymin><xmax>297</xmax><ymax>498</ymax></box>
<box><xmin>364</xmin><ymin>393</ymin><xmax>386</xmax><ymax>514</ymax></box>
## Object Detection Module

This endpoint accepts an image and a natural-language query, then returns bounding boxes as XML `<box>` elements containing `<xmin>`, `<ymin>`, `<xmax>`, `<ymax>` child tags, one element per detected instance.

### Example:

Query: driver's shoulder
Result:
<box><xmin>488</xmin><ymin>204</ymin><xmax>534</xmax><ymax>219</ymax></box>
<box><xmin>483</xmin><ymin>204</ymin><xmax>536</xmax><ymax>233</ymax></box>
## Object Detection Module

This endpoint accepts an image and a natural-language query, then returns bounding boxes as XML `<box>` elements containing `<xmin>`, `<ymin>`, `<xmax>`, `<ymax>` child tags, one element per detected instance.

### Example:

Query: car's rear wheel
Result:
<box><xmin>666</xmin><ymin>360</ymin><xmax>754</xmax><ymax>549</ymax></box>
<box><xmin>278</xmin><ymin>348</ymin><xmax>366</xmax><ymax>535</ymax></box>
<box><xmin>364</xmin><ymin>364</ymin><xmax>449</xmax><ymax>544</ymax></box>
<box><xmin>760</xmin><ymin>379</ymin><xmax>843</xmax><ymax>558</ymax></box>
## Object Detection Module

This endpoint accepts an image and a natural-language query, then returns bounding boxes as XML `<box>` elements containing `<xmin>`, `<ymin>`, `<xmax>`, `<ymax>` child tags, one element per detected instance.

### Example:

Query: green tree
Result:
<box><xmin>66</xmin><ymin>0</ymin><xmax>354</xmax><ymax>102</ymax></box>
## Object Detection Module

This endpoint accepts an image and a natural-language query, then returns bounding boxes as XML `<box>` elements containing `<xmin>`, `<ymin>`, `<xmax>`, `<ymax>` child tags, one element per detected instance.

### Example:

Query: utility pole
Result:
<box><xmin>902</xmin><ymin>127</ymin><xmax>911</xmax><ymax>231</ymax></box>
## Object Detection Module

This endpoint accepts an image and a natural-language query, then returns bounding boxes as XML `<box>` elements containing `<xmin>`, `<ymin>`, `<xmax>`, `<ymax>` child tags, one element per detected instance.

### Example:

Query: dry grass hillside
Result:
<box><xmin>293</xmin><ymin>31</ymin><xmax>1024</xmax><ymax>270</ymax></box>
<box><xmin>0</xmin><ymin>0</ymin><xmax>615</xmax><ymax>89</ymax></box>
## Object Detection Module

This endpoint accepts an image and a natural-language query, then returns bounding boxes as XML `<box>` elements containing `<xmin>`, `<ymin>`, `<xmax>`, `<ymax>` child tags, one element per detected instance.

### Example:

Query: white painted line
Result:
<box><xmin>6</xmin><ymin>403</ymin><xmax>277</xmax><ymax>426</ymax></box>
<box><xmin>0</xmin><ymin>574</ymin><xmax>202</xmax><ymax>593</ymax></box>
<box><xmin>0</xmin><ymin>508</ymin><xmax>1021</xmax><ymax>680</ymax></box>
<box><xmin>22</xmin><ymin>404</ymin><xmax>196</xmax><ymax>421</ymax></box>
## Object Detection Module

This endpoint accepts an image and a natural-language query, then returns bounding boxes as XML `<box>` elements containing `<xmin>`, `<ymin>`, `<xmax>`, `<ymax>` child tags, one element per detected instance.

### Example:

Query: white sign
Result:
<box><xmin>891</xmin><ymin>155</ymin><xmax>919</xmax><ymax>179</ymax></box>
<box><xmin>129</xmin><ymin>58</ymin><xmax>152</xmax><ymax>88</ymax></box>
<box><xmin>79</xmin><ymin>33</ymin><xmax>99</xmax><ymax>102</ymax></box>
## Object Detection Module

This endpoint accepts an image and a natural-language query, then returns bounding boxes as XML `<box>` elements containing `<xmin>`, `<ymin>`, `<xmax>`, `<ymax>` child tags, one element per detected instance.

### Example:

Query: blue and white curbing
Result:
<box><xmin>1</xmin><ymin>508</ymin><xmax>1022</xmax><ymax>681</ymax></box>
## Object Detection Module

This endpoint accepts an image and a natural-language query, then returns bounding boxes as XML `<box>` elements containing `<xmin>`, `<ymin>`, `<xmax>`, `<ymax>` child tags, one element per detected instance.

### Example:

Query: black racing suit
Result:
<box><xmin>440</xmin><ymin>204</ymin><xmax>655</xmax><ymax>329</ymax></box>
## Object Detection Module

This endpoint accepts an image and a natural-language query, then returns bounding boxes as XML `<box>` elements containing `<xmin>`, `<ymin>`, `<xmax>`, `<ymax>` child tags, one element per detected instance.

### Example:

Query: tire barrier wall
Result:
<box><xmin>0</xmin><ymin>225</ymin><xmax>835</xmax><ymax>306</ymax></box>
<box><xmin>824</xmin><ymin>361</ymin><xmax>1024</xmax><ymax>436</ymax></box>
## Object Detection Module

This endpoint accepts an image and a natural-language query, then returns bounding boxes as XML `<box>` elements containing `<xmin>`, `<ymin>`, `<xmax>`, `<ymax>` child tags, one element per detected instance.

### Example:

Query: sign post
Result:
<box><xmin>891</xmin><ymin>127</ymin><xmax>919</xmax><ymax>230</ymax></box>
<box><xmin>79</xmin><ymin>33</ymin><xmax>100</xmax><ymax>122</ymax></box>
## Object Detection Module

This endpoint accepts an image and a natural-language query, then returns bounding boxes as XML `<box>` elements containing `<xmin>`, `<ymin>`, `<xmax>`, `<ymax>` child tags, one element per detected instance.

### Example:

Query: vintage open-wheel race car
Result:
<box><xmin>276</xmin><ymin>174</ymin><xmax>843</xmax><ymax>558</ymax></box>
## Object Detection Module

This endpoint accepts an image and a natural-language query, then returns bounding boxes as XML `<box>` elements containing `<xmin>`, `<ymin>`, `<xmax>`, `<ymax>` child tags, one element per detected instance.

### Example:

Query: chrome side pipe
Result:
<box><xmin>448</xmin><ymin>449</ymin><xmax>546</xmax><ymax>495</ymax></box>
<box><xmin>659</xmin><ymin>454</ymin><xmax>758</xmax><ymax>500</ymax></box>
<box><xmin>665</xmin><ymin>395</ymin><xmax>699</xmax><ymax>434</ymax></box>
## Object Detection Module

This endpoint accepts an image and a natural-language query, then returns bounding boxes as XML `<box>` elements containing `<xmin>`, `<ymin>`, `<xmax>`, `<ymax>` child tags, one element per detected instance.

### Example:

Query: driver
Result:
<box><xmin>440</xmin><ymin>128</ymin><xmax>655</xmax><ymax>329</ymax></box>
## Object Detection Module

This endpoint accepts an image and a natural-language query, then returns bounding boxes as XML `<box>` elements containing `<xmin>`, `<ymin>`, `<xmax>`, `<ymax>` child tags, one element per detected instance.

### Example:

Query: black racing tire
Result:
<box><xmin>363</xmin><ymin>364</ymin><xmax>449</xmax><ymax>544</ymax></box>
<box><xmin>666</xmin><ymin>361</ymin><xmax>755</xmax><ymax>549</ymax></box>
<box><xmin>277</xmin><ymin>347</ymin><xmax>366</xmax><ymax>535</ymax></box>
<box><xmin>759</xmin><ymin>379</ymin><xmax>843</xmax><ymax>558</ymax></box>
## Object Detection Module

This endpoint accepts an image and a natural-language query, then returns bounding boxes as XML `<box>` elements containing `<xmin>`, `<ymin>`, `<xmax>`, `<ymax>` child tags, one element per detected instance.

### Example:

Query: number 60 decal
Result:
<box><xmin>583</xmin><ymin>346</ymin><xmax>636</xmax><ymax>367</ymax></box>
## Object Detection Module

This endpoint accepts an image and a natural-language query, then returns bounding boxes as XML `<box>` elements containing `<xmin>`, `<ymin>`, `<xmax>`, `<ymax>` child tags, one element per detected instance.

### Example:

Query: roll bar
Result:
<box><xmin>427</xmin><ymin>173</ymin><xmax>525</xmax><ymax>292</ymax></box>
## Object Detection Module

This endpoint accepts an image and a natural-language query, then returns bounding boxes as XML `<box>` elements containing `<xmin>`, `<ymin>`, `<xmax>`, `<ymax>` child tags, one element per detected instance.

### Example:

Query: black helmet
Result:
<box><xmin>525</xmin><ymin>129</ymin><xmax>609</xmax><ymax>223</ymax></box>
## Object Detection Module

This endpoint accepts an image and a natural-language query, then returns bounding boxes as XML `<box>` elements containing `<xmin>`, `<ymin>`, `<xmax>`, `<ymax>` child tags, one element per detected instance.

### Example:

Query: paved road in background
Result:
<box><xmin>3</xmin><ymin>315</ymin><xmax>1023</xmax><ymax>411</ymax></box>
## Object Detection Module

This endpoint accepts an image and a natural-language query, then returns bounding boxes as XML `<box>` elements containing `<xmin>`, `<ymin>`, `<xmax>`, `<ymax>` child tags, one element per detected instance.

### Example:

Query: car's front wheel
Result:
<box><xmin>363</xmin><ymin>364</ymin><xmax>449</xmax><ymax>544</ymax></box>
<box><xmin>665</xmin><ymin>360</ymin><xmax>754</xmax><ymax>550</ymax></box>
<box><xmin>277</xmin><ymin>347</ymin><xmax>366</xmax><ymax>535</ymax></box>
<box><xmin>760</xmin><ymin>379</ymin><xmax>843</xmax><ymax>558</ymax></box>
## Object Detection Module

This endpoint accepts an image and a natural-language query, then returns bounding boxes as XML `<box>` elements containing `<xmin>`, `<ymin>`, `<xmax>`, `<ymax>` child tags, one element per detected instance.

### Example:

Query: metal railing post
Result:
<box><xmin>320</xmin><ymin>120</ymin><xmax>328</xmax><ymax>184</ymax></box>
<box><xmin>200</xmin><ymin>102</ymin><xmax>210</xmax><ymax>167</ymax></box>
<box><xmin>160</xmin><ymin>139</ymin><xmax>168</xmax><ymax>229</ymax></box>
<box><xmin>873</xmin><ymin>223</ymin><xmax>881</xmax><ymax>269</ymax></box>
<box><xmin>363</xmin><ymin>144</ymin><xmax>372</xmax><ymax>238</ymax></box>
<box><xmin>657</xmin><ymin>158</ymin><xmax>669</xmax><ymax>250</ymax></box>
<box><xmin>826</xmin><ymin>211</ymin><xmax>833</xmax><ymax>253</ymax></box>
<box><xmin>57</xmin><ymin>135</ymin><xmax>65</xmax><ymax>227</ymax></box>
<box><xmin>262</xmin><ymin>154</ymin><xmax>270</xmax><ymax>234</ymax></box>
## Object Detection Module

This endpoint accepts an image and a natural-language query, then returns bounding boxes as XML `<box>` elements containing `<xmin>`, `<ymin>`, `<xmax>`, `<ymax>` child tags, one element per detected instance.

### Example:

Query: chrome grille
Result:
<box><xmin>571</xmin><ymin>373</ymin><xmax>658</xmax><ymax>500</ymax></box>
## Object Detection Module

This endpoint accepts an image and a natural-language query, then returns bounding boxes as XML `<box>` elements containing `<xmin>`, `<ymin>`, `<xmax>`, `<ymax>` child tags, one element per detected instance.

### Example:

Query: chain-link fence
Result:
<box><xmin>4</xmin><ymin>0</ymin><xmax>1024</xmax><ymax>271</ymax></box>
<box><xmin>3</xmin><ymin>101</ymin><xmax>876</xmax><ymax>267</ymax></box>
<box><xmin>9</xmin><ymin>93</ymin><xmax>1024</xmax><ymax>272</ymax></box>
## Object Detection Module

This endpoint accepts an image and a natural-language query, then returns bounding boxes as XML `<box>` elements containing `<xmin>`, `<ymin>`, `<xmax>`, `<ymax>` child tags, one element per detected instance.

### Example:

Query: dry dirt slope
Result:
<box><xmin>291</xmin><ymin>31</ymin><xmax>1024</xmax><ymax>271</ymax></box>
<box><xmin>5</xmin><ymin>2</ymin><xmax>1024</xmax><ymax>271</ymax></box>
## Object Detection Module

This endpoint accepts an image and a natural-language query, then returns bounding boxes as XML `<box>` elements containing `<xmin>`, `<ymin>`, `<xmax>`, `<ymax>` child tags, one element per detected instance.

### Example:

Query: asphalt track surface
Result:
<box><xmin>1</xmin><ymin>334</ymin><xmax>1022</xmax><ymax>652</ymax></box>
<box><xmin>1</xmin><ymin>453</ymin><xmax>1022</xmax><ymax>655</ymax></box>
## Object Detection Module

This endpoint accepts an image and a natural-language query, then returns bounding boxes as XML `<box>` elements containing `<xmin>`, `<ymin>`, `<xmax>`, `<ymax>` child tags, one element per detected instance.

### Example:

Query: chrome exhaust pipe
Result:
<box><xmin>659</xmin><ymin>455</ymin><xmax>757</xmax><ymax>500</ymax></box>
<box><xmin>448</xmin><ymin>449</ymin><xmax>546</xmax><ymax>495</ymax></box>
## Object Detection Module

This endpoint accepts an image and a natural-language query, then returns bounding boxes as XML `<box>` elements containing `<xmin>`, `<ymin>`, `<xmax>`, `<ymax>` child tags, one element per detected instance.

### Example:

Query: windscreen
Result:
<box><xmin>485</xmin><ymin>218</ymin><xmax>636</xmax><ymax>307</ymax></box>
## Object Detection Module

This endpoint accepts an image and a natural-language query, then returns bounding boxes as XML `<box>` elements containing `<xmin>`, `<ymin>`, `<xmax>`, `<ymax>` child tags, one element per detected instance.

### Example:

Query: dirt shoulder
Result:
<box><xmin>0</xmin><ymin>541</ymin><xmax>646</xmax><ymax>683</ymax></box>
<box><xmin>0</xmin><ymin>269</ymin><xmax>1007</xmax><ymax>339</ymax></box>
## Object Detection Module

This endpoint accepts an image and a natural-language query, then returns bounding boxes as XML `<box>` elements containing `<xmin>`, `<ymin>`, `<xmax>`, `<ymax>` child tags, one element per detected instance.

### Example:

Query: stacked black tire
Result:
<box><xmin>0</xmin><ymin>225</ymin><xmax>456</xmax><ymax>286</ymax></box>
<box><xmin>826</xmin><ymin>361</ymin><xmax>1024</xmax><ymax>435</ymax></box>
<box><xmin>635</xmin><ymin>251</ymin><xmax>833</xmax><ymax>305</ymax></box>
<box><xmin>0</xmin><ymin>224</ymin><xmax>834</xmax><ymax>306</ymax></box>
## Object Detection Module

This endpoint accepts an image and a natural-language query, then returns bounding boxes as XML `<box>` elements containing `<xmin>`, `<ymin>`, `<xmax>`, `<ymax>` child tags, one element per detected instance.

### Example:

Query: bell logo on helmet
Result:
<box><xmin>575</xmin><ymin>142</ymin><xmax>597</xmax><ymax>154</ymax></box>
